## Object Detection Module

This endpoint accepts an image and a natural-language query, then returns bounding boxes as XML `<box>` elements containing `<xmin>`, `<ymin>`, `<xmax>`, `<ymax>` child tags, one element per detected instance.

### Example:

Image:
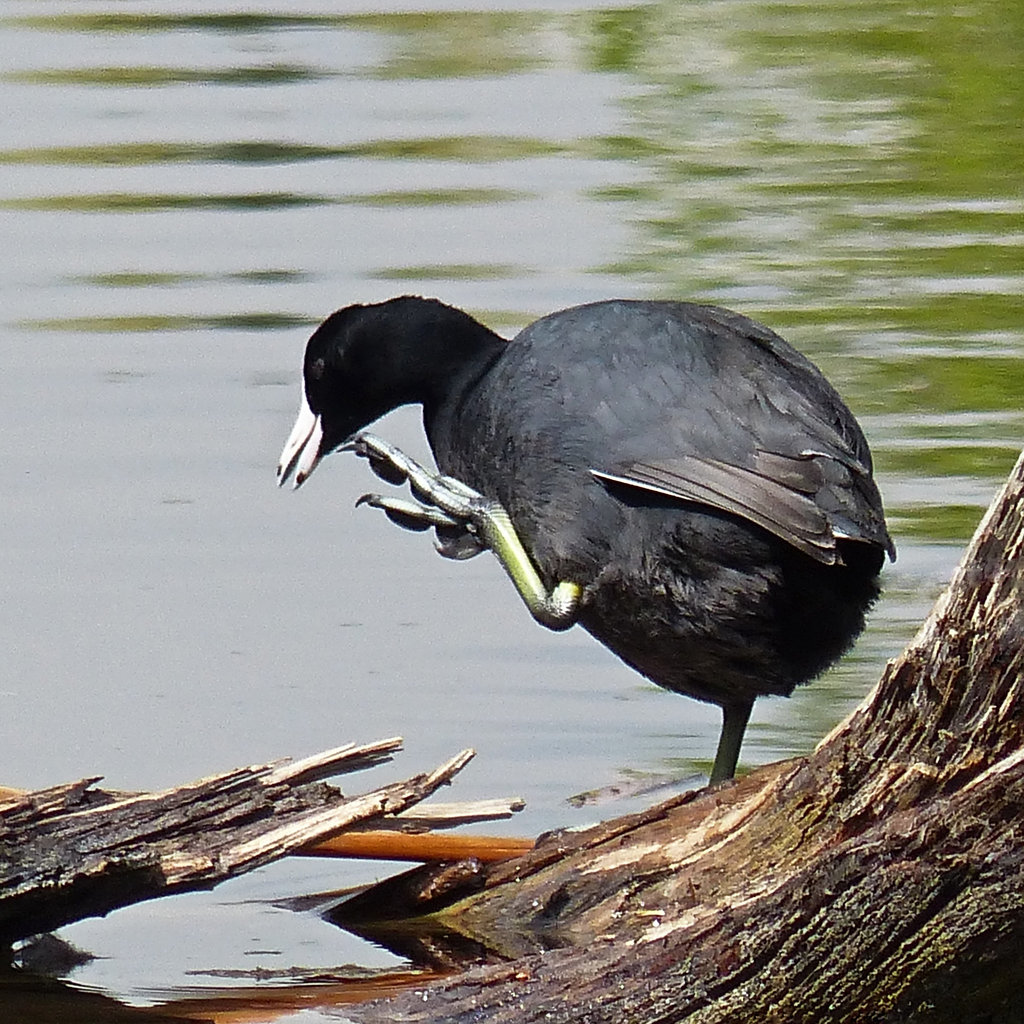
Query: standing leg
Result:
<box><xmin>709</xmin><ymin>699</ymin><xmax>754</xmax><ymax>784</ymax></box>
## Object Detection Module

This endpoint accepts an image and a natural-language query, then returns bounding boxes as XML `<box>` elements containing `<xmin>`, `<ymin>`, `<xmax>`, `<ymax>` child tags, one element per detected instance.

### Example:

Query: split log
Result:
<box><xmin>344</xmin><ymin>448</ymin><xmax>1024</xmax><ymax>1024</ymax></box>
<box><xmin>0</xmin><ymin>738</ymin><xmax>491</xmax><ymax>945</ymax></box>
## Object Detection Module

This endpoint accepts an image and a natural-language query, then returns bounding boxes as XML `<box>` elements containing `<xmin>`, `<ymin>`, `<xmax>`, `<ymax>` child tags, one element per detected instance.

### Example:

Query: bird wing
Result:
<box><xmin>495</xmin><ymin>300</ymin><xmax>895</xmax><ymax>566</ymax></box>
<box><xmin>591</xmin><ymin>451</ymin><xmax>838</xmax><ymax>563</ymax></box>
<box><xmin>582</xmin><ymin>307</ymin><xmax>895</xmax><ymax>565</ymax></box>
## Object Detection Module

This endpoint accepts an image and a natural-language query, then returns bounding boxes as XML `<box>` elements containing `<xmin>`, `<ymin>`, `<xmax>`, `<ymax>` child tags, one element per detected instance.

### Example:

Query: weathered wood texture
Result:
<box><xmin>347</xmin><ymin>449</ymin><xmax>1024</xmax><ymax>1024</ymax></box>
<box><xmin>0</xmin><ymin>738</ymin><xmax>476</xmax><ymax>944</ymax></box>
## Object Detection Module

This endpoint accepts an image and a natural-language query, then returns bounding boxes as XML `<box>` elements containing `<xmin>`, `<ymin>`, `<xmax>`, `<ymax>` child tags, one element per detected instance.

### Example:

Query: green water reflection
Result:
<box><xmin>24</xmin><ymin>312</ymin><xmax>312</xmax><ymax>333</ymax></box>
<box><xmin>8</xmin><ymin>63</ymin><xmax>321</xmax><ymax>87</ymax></box>
<box><xmin>6</xmin><ymin>0</ymin><xmax>1021</xmax><ymax>525</ymax></box>
<box><xmin>7</xmin><ymin>12</ymin><xmax>342</xmax><ymax>33</ymax></box>
<box><xmin>6</xmin><ymin>0</ymin><xmax>1021</xmax><ymax>528</ymax></box>
<box><xmin>0</xmin><ymin>138</ymin><xmax>565</xmax><ymax>167</ymax></box>
<box><xmin>3</xmin><ymin>188</ymin><xmax>526</xmax><ymax>212</ymax></box>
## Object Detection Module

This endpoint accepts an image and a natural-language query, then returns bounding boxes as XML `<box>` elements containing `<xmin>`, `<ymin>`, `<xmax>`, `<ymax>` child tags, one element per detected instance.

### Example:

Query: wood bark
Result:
<box><xmin>0</xmin><ymin>738</ymin><xmax>480</xmax><ymax>945</ymax></box>
<box><xmin>344</xmin><ymin>449</ymin><xmax>1024</xmax><ymax>1024</ymax></box>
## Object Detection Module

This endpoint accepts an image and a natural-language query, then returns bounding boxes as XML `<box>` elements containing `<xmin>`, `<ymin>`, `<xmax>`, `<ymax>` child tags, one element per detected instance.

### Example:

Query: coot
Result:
<box><xmin>278</xmin><ymin>297</ymin><xmax>894</xmax><ymax>782</ymax></box>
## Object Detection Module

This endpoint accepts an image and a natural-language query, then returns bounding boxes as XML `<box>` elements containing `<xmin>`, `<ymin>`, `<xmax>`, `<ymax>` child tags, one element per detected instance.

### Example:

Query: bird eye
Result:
<box><xmin>310</xmin><ymin>357</ymin><xmax>325</xmax><ymax>381</ymax></box>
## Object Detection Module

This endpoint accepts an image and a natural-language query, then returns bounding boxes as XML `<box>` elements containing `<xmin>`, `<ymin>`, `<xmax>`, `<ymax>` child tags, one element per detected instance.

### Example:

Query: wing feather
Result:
<box><xmin>592</xmin><ymin>452</ymin><xmax>841</xmax><ymax>563</ymax></box>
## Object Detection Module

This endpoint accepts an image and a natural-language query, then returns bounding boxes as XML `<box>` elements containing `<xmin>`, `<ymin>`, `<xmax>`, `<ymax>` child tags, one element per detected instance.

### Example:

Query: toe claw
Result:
<box><xmin>346</xmin><ymin>432</ymin><xmax>417</xmax><ymax>486</ymax></box>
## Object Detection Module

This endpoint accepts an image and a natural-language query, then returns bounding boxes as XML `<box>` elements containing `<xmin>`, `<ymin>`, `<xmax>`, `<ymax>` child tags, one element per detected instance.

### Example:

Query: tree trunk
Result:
<box><xmin>345</xmin><ymin>448</ymin><xmax>1024</xmax><ymax>1024</ymax></box>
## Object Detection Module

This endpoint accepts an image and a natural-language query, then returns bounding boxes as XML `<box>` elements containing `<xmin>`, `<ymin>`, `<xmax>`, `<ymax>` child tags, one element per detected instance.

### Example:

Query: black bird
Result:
<box><xmin>278</xmin><ymin>296</ymin><xmax>894</xmax><ymax>783</ymax></box>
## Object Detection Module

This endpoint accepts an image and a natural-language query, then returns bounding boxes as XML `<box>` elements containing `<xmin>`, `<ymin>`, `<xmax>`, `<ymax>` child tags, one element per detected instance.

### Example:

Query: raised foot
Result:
<box><xmin>355</xmin><ymin>493</ymin><xmax>487</xmax><ymax>560</ymax></box>
<box><xmin>344</xmin><ymin>432</ymin><xmax>583</xmax><ymax>631</ymax></box>
<box><xmin>345</xmin><ymin>433</ymin><xmax>487</xmax><ymax>560</ymax></box>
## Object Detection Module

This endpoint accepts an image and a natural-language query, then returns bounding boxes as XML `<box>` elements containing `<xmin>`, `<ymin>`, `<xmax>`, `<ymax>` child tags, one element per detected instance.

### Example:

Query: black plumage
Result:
<box><xmin>279</xmin><ymin>296</ymin><xmax>894</xmax><ymax>781</ymax></box>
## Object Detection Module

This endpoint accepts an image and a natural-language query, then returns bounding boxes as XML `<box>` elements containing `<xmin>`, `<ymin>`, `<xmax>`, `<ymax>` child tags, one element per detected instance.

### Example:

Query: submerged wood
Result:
<box><xmin>0</xmin><ymin>738</ymin><xmax>484</xmax><ymax>944</ymax></box>
<box><xmin>345</xmin><ymin>449</ymin><xmax>1024</xmax><ymax>1024</ymax></box>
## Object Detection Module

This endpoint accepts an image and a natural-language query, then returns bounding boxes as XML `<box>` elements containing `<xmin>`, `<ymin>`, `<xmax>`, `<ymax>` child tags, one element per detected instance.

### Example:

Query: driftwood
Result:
<box><xmin>342</xmin><ymin>448</ymin><xmax>1024</xmax><ymax>1024</ymax></box>
<box><xmin>0</xmin><ymin>737</ymin><xmax>510</xmax><ymax>945</ymax></box>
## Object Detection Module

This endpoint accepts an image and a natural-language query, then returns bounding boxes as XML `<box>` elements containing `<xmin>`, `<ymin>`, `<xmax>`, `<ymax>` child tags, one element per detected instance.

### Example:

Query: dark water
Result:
<box><xmin>1</xmin><ymin>0</ymin><xmax>1021</xmax><ymax>1016</ymax></box>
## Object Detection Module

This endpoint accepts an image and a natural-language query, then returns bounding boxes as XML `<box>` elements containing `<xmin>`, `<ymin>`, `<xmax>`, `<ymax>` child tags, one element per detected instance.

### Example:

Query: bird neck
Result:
<box><xmin>382</xmin><ymin>297</ymin><xmax>506</xmax><ymax>417</ymax></box>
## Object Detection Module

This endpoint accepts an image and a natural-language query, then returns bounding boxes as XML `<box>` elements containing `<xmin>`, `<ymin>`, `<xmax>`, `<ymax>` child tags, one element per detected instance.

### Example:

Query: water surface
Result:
<box><xmin>1</xmin><ymin>0</ymin><xmax>1022</xmax><ymax>1015</ymax></box>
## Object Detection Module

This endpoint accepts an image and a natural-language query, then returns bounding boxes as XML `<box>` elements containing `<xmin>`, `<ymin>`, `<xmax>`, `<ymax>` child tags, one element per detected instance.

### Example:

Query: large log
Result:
<box><xmin>345</xmin><ymin>448</ymin><xmax>1024</xmax><ymax>1024</ymax></box>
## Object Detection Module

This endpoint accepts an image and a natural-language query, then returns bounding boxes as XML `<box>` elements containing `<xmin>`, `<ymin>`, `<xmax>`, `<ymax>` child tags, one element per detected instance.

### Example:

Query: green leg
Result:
<box><xmin>709</xmin><ymin>699</ymin><xmax>753</xmax><ymax>784</ymax></box>
<box><xmin>349</xmin><ymin>432</ymin><xmax>582</xmax><ymax>632</ymax></box>
<box><xmin>474</xmin><ymin>503</ymin><xmax>581</xmax><ymax>631</ymax></box>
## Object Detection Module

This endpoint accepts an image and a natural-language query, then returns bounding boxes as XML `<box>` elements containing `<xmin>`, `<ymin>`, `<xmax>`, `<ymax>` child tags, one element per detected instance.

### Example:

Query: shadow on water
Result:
<box><xmin>0</xmin><ymin>0</ymin><xmax>1022</xmax><ymax>1015</ymax></box>
<box><xmin>2</xmin><ymin>962</ymin><xmax>438</xmax><ymax>1024</ymax></box>
<box><xmin>4</xmin><ymin>925</ymin><xmax>464</xmax><ymax>1022</ymax></box>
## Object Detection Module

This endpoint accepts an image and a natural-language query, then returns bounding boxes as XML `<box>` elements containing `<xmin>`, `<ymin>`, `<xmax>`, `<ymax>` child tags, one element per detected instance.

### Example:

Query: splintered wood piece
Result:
<box><xmin>262</xmin><ymin>737</ymin><xmax>405</xmax><ymax>786</ymax></box>
<box><xmin>301</xmin><ymin>791</ymin><xmax>532</xmax><ymax>863</ymax></box>
<box><xmin>0</xmin><ymin>740</ymin><xmax>476</xmax><ymax>943</ymax></box>
<box><xmin>303</xmin><ymin>830</ymin><xmax>535</xmax><ymax>864</ymax></box>
<box><xmin>392</xmin><ymin>797</ymin><xmax>527</xmax><ymax>828</ymax></box>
